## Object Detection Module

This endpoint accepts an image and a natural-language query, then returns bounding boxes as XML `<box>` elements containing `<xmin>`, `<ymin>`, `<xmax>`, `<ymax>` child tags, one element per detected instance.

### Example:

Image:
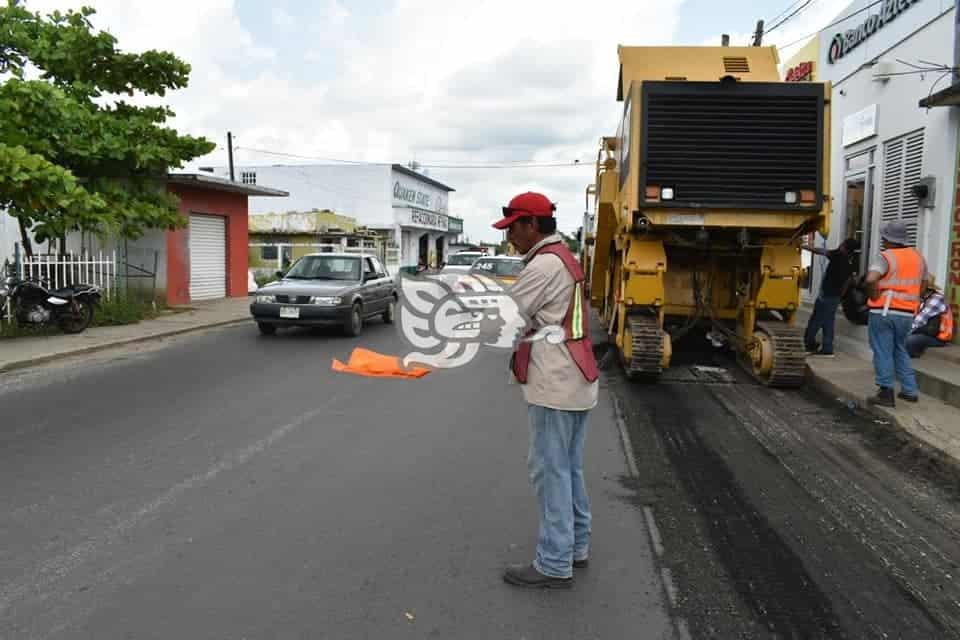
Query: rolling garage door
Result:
<box><xmin>189</xmin><ymin>214</ymin><xmax>226</xmax><ymax>301</ymax></box>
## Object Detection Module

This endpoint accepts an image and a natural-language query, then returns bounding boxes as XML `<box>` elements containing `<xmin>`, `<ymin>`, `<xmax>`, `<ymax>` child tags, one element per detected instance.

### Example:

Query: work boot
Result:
<box><xmin>897</xmin><ymin>391</ymin><xmax>919</xmax><ymax>403</ymax></box>
<box><xmin>502</xmin><ymin>564</ymin><xmax>572</xmax><ymax>589</ymax></box>
<box><xmin>867</xmin><ymin>387</ymin><xmax>896</xmax><ymax>408</ymax></box>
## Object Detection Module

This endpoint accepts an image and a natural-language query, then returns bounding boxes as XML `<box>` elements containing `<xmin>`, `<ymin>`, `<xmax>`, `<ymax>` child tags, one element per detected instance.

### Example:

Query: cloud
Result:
<box><xmin>272</xmin><ymin>7</ymin><xmax>295</xmax><ymax>29</ymax></box>
<box><xmin>23</xmin><ymin>0</ymin><xmax>685</xmax><ymax>243</ymax></box>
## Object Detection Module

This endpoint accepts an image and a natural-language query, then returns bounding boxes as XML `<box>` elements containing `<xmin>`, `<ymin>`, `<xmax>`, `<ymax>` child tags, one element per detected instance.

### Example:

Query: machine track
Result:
<box><xmin>751</xmin><ymin>321</ymin><xmax>806</xmax><ymax>388</ymax></box>
<box><xmin>622</xmin><ymin>315</ymin><xmax>664</xmax><ymax>378</ymax></box>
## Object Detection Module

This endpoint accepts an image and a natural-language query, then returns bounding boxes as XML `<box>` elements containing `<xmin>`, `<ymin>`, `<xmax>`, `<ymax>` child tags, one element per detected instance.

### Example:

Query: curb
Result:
<box><xmin>0</xmin><ymin>317</ymin><xmax>251</xmax><ymax>374</ymax></box>
<box><xmin>805</xmin><ymin>364</ymin><xmax>960</xmax><ymax>473</ymax></box>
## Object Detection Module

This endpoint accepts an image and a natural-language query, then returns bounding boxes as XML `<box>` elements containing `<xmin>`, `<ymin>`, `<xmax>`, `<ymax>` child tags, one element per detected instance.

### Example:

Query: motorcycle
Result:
<box><xmin>0</xmin><ymin>274</ymin><xmax>102</xmax><ymax>334</ymax></box>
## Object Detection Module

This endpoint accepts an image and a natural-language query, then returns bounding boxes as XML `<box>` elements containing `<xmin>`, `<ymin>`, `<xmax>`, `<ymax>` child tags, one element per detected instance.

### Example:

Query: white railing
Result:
<box><xmin>20</xmin><ymin>251</ymin><xmax>117</xmax><ymax>299</ymax></box>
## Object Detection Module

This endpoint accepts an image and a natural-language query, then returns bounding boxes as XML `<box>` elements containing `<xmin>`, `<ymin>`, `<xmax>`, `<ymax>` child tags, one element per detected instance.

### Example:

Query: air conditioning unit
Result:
<box><xmin>872</xmin><ymin>60</ymin><xmax>894</xmax><ymax>82</ymax></box>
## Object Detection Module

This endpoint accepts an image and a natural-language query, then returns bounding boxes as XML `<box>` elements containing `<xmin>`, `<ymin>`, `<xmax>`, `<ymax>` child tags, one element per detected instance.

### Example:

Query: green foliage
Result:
<box><xmin>0</xmin><ymin>1</ymin><xmax>216</xmax><ymax>254</ymax></box>
<box><xmin>93</xmin><ymin>292</ymin><xmax>160</xmax><ymax>327</ymax></box>
<box><xmin>254</xmin><ymin>272</ymin><xmax>277</xmax><ymax>288</ymax></box>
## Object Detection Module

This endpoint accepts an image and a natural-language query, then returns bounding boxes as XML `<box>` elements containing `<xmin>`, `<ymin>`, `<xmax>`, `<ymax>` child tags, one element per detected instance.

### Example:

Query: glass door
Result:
<box><xmin>843</xmin><ymin>170</ymin><xmax>873</xmax><ymax>276</ymax></box>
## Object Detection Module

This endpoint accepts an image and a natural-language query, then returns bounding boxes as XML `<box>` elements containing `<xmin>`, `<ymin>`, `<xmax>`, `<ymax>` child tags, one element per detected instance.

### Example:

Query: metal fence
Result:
<box><xmin>19</xmin><ymin>251</ymin><xmax>119</xmax><ymax>298</ymax></box>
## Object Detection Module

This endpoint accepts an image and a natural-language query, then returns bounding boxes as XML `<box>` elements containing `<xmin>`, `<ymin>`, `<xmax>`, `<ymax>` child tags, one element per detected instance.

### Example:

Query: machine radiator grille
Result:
<box><xmin>642</xmin><ymin>81</ymin><xmax>824</xmax><ymax>210</ymax></box>
<box><xmin>723</xmin><ymin>57</ymin><xmax>750</xmax><ymax>73</ymax></box>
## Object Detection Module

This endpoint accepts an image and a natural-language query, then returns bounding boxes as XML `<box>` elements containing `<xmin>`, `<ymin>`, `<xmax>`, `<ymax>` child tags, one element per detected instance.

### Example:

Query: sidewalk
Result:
<box><xmin>0</xmin><ymin>297</ymin><xmax>252</xmax><ymax>373</ymax></box>
<box><xmin>798</xmin><ymin>305</ymin><xmax>960</xmax><ymax>467</ymax></box>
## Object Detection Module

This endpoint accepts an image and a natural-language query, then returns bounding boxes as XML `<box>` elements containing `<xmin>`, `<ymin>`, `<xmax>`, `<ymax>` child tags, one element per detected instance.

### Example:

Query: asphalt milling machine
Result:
<box><xmin>584</xmin><ymin>44</ymin><xmax>831</xmax><ymax>387</ymax></box>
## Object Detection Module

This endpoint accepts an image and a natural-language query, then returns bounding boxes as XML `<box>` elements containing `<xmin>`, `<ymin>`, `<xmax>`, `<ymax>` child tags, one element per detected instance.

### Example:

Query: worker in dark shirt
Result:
<box><xmin>802</xmin><ymin>238</ymin><xmax>860</xmax><ymax>356</ymax></box>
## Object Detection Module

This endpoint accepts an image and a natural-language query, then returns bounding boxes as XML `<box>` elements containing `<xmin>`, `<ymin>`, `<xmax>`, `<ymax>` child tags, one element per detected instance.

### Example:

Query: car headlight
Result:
<box><xmin>310</xmin><ymin>296</ymin><xmax>341</xmax><ymax>305</ymax></box>
<box><xmin>255</xmin><ymin>295</ymin><xmax>276</xmax><ymax>303</ymax></box>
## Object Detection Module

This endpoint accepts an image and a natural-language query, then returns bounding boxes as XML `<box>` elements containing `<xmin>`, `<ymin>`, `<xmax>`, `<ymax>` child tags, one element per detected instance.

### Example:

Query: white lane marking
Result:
<box><xmin>643</xmin><ymin>506</ymin><xmax>665</xmax><ymax>557</ymax></box>
<box><xmin>661</xmin><ymin>567</ymin><xmax>678</xmax><ymax>607</ymax></box>
<box><xmin>675</xmin><ymin>618</ymin><xmax>693</xmax><ymax>640</ymax></box>
<box><xmin>611</xmin><ymin>395</ymin><xmax>640</xmax><ymax>478</ymax></box>
<box><xmin>0</xmin><ymin>404</ymin><xmax>331</xmax><ymax>616</ymax></box>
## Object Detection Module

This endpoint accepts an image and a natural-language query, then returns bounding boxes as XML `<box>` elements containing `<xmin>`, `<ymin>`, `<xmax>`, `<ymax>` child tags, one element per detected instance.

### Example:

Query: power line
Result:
<box><xmin>764</xmin><ymin>0</ymin><xmax>815</xmax><ymax>37</ymax></box>
<box><xmin>236</xmin><ymin>146</ymin><xmax>588</xmax><ymax>169</ymax></box>
<box><xmin>776</xmin><ymin>0</ymin><xmax>885</xmax><ymax>51</ymax></box>
<box><xmin>765</xmin><ymin>0</ymin><xmax>808</xmax><ymax>28</ymax></box>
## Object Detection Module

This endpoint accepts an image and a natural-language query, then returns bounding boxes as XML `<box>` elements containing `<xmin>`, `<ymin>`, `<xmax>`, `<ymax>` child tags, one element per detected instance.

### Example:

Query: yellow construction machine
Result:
<box><xmin>587</xmin><ymin>45</ymin><xmax>831</xmax><ymax>386</ymax></box>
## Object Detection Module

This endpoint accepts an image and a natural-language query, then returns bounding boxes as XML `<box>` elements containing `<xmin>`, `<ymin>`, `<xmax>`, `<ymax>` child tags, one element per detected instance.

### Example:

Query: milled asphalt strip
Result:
<box><xmin>0</xmin><ymin>317</ymin><xmax>250</xmax><ymax>374</ymax></box>
<box><xmin>0</xmin><ymin>402</ymin><xmax>334</xmax><ymax>617</ymax></box>
<box><xmin>610</xmin><ymin>389</ymin><xmax>691</xmax><ymax>640</ymax></box>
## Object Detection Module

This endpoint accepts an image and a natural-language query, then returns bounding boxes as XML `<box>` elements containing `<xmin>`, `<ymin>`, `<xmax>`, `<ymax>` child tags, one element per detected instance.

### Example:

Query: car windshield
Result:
<box><xmin>284</xmin><ymin>256</ymin><xmax>361</xmax><ymax>281</ymax></box>
<box><xmin>471</xmin><ymin>259</ymin><xmax>524</xmax><ymax>277</ymax></box>
<box><xmin>446</xmin><ymin>253</ymin><xmax>481</xmax><ymax>266</ymax></box>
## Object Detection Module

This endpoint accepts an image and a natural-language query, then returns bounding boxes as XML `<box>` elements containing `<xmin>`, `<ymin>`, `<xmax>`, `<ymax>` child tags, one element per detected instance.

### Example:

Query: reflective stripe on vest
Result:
<box><xmin>511</xmin><ymin>241</ymin><xmax>598</xmax><ymax>384</ymax></box>
<box><xmin>868</xmin><ymin>247</ymin><xmax>924</xmax><ymax>315</ymax></box>
<box><xmin>939</xmin><ymin>306</ymin><xmax>955</xmax><ymax>342</ymax></box>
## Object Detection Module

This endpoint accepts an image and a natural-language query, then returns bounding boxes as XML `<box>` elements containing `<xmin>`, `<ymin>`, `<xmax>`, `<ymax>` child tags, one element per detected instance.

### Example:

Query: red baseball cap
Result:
<box><xmin>492</xmin><ymin>192</ymin><xmax>556</xmax><ymax>229</ymax></box>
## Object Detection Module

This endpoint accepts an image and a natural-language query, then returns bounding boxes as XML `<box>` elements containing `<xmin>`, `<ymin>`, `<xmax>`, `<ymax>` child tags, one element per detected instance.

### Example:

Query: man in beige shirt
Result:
<box><xmin>492</xmin><ymin>192</ymin><xmax>599</xmax><ymax>589</ymax></box>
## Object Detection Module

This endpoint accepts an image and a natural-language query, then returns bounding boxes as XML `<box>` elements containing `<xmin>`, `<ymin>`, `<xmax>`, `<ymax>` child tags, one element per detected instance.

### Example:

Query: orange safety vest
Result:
<box><xmin>868</xmin><ymin>247</ymin><xmax>924</xmax><ymax>315</ymax></box>
<box><xmin>511</xmin><ymin>241</ymin><xmax>599</xmax><ymax>384</ymax></box>
<box><xmin>938</xmin><ymin>305</ymin><xmax>954</xmax><ymax>342</ymax></box>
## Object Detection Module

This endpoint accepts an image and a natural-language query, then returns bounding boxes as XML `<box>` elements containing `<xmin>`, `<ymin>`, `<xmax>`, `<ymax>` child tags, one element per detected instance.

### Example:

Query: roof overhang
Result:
<box><xmin>167</xmin><ymin>173</ymin><xmax>289</xmax><ymax>197</ymax></box>
<box><xmin>390</xmin><ymin>164</ymin><xmax>455</xmax><ymax>192</ymax></box>
<box><xmin>919</xmin><ymin>81</ymin><xmax>960</xmax><ymax>108</ymax></box>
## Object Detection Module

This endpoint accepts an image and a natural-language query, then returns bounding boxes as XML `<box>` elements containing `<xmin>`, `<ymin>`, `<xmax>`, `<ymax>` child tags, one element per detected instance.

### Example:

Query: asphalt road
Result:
<box><xmin>609</xmin><ymin>335</ymin><xmax>960</xmax><ymax>639</ymax></box>
<box><xmin>0</xmin><ymin>316</ymin><xmax>675</xmax><ymax>639</ymax></box>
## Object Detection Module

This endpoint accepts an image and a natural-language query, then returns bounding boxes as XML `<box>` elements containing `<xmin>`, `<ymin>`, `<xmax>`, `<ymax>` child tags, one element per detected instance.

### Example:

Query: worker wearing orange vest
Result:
<box><xmin>491</xmin><ymin>192</ymin><xmax>599</xmax><ymax>590</ymax></box>
<box><xmin>907</xmin><ymin>276</ymin><xmax>955</xmax><ymax>357</ymax></box>
<box><xmin>864</xmin><ymin>220</ymin><xmax>928</xmax><ymax>407</ymax></box>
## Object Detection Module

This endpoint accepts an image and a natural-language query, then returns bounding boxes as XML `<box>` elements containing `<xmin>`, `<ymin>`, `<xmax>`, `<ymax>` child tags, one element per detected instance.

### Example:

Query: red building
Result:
<box><xmin>160</xmin><ymin>173</ymin><xmax>288</xmax><ymax>306</ymax></box>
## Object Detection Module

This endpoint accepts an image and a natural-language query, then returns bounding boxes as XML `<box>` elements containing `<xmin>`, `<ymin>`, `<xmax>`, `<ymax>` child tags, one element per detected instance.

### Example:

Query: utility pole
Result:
<box><xmin>752</xmin><ymin>20</ymin><xmax>764</xmax><ymax>46</ymax></box>
<box><xmin>227</xmin><ymin>131</ymin><xmax>235</xmax><ymax>181</ymax></box>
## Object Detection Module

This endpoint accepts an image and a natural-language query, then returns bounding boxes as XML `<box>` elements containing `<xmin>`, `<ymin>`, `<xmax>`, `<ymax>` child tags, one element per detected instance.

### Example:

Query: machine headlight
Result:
<box><xmin>310</xmin><ymin>296</ymin><xmax>341</xmax><ymax>305</ymax></box>
<box><xmin>784</xmin><ymin>191</ymin><xmax>798</xmax><ymax>204</ymax></box>
<box><xmin>660</xmin><ymin>187</ymin><xmax>675</xmax><ymax>201</ymax></box>
<box><xmin>255</xmin><ymin>295</ymin><xmax>276</xmax><ymax>303</ymax></box>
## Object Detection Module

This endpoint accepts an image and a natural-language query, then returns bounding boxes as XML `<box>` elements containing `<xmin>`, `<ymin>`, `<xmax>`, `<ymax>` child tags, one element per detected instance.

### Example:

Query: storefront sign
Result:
<box><xmin>842</xmin><ymin>104</ymin><xmax>878</xmax><ymax>147</ymax></box>
<box><xmin>392</xmin><ymin>175</ymin><xmax>449</xmax><ymax>215</ymax></box>
<box><xmin>407</xmin><ymin>208</ymin><xmax>449</xmax><ymax>231</ymax></box>
<box><xmin>785</xmin><ymin>61</ymin><xmax>815</xmax><ymax>81</ymax></box>
<box><xmin>828</xmin><ymin>0</ymin><xmax>923</xmax><ymax>64</ymax></box>
<box><xmin>949</xmin><ymin>147</ymin><xmax>960</xmax><ymax>343</ymax></box>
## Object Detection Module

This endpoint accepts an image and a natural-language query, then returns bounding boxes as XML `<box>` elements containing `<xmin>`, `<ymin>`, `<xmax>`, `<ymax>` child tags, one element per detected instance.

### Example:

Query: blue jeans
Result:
<box><xmin>868</xmin><ymin>313</ymin><xmax>919</xmax><ymax>396</ymax></box>
<box><xmin>527</xmin><ymin>405</ymin><xmax>591</xmax><ymax>579</ymax></box>
<box><xmin>906</xmin><ymin>333</ymin><xmax>946</xmax><ymax>357</ymax></box>
<box><xmin>804</xmin><ymin>295</ymin><xmax>841</xmax><ymax>352</ymax></box>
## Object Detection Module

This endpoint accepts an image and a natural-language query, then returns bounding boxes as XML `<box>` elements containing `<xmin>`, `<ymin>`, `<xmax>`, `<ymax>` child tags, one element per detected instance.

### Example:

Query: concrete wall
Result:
<box><xmin>0</xmin><ymin>211</ymin><xmax>21</xmax><ymax>268</ymax></box>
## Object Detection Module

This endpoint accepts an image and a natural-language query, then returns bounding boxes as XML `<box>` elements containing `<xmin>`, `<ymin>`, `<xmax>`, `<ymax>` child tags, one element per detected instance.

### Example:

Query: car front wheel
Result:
<box><xmin>383</xmin><ymin>295</ymin><xmax>396</xmax><ymax>324</ymax></box>
<box><xmin>257</xmin><ymin>322</ymin><xmax>277</xmax><ymax>335</ymax></box>
<box><xmin>344</xmin><ymin>303</ymin><xmax>363</xmax><ymax>337</ymax></box>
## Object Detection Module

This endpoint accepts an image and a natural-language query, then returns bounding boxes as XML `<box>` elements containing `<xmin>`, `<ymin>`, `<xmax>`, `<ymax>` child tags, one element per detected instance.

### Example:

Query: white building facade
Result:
<box><xmin>203</xmin><ymin>163</ymin><xmax>463</xmax><ymax>272</ymax></box>
<box><xmin>809</xmin><ymin>0</ymin><xmax>958</xmax><ymax>294</ymax></box>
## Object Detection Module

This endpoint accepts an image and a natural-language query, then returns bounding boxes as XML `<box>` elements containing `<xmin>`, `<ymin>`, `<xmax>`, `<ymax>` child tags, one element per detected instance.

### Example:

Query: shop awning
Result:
<box><xmin>919</xmin><ymin>81</ymin><xmax>960</xmax><ymax>108</ymax></box>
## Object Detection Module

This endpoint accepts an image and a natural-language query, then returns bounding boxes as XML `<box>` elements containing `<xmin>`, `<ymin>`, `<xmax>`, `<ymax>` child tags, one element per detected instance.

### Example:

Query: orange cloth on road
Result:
<box><xmin>331</xmin><ymin>348</ymin><xmax>431</xmax><ymax>379</ymax></box>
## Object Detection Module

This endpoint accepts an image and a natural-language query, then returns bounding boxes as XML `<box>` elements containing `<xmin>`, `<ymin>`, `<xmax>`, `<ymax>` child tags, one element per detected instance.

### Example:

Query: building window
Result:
<box><xmin>241</xmin><ymin>171</ymin><xmax>257</xmax><ymax>185</ymax></box>
<box><xmin>261</xmin><ymin>246</ymin><xmax>278</xmax><ymax>260</ymax></box>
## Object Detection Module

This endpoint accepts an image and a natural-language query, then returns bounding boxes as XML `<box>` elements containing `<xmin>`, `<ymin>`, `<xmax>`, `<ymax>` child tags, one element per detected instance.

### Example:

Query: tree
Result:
<box><xmin>0</xmin><ymin>1</ymin><xmax>215</xmax><ymax>255</ymax></box>
<box><xmin>560</xmin><ymin>231</ymin><xmax>580</xmax><ymax>255</ymax></box>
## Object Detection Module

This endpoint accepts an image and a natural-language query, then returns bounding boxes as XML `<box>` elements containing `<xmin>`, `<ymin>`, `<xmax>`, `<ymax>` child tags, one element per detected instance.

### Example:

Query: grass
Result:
<box><xmin>0</xmin><ymin>291</ymin><xmax>166</xmax><ymax>338</ymax></box>
<box><xmin>254</xmin><ymin>272</ymin><xmax>278</xmax><ymax>288</ymax></box>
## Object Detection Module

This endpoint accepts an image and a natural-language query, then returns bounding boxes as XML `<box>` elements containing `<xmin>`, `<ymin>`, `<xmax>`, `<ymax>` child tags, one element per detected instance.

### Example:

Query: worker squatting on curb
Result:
<box><xmin>492</xmin><ymin>192</ymin><xmax>600</xmax><ymax>589</ymax></box>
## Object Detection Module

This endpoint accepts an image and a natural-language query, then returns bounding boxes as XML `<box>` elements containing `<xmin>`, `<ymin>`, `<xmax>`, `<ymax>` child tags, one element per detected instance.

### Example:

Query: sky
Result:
<box><xmin>25</xmin><ymin>0</ymin><xmax>847</xmax><ymax>244</ymax></box>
